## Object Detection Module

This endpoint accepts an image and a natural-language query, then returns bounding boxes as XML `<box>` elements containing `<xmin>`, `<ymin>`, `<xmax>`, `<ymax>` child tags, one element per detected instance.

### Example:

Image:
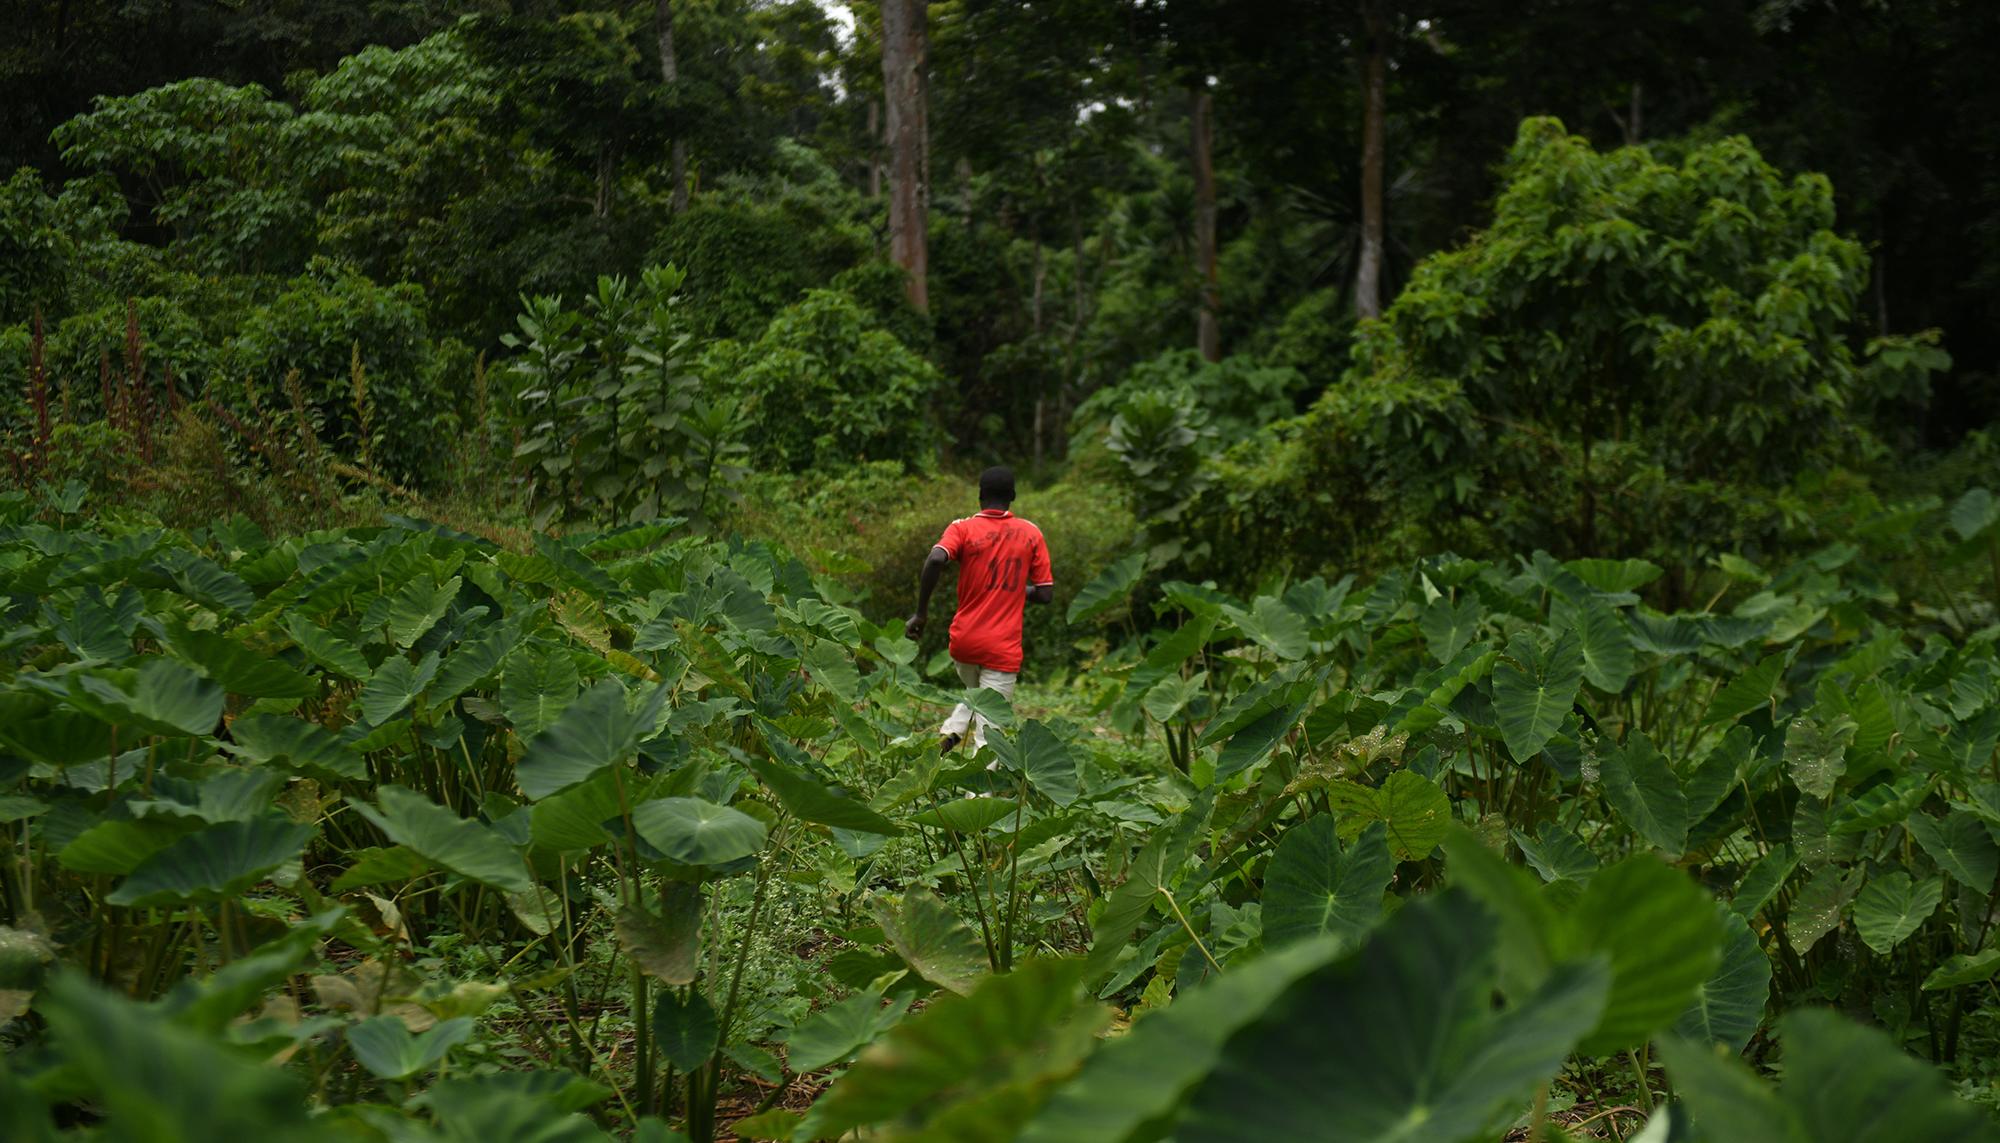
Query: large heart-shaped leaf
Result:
<box><xmin>384</xmin><ymin>573</ymin><xmax>461</xmax><ymax>648</ymax></box>
<box><xmin>500</xmin><ymin>644</ymin><xmax>581</xmax><ymax>740</ymax></box>
<box><xmin>1601</xmin><ymin>731</ymin><xmax>1689</xmax><ymax>855</ymax></box>
<box><xmin>798</xmin><ymin>957</ymin><xmax>1105</xmax><ymax>1143</ymax></box>
<box><xmin>617</xmin><ymin>883</ymin><xmax>702</xmax><ymax>986</ymax></box>
<box><xmin>348</xmin><ymin>1015</ymin><xmax>474</xmax><ymax>1080</ymax></box>
<box><xmin>1176</xmin><ymin>891</ymin><xmax>1609</xmax><ymax>1143</ymax></box>
<box><xmin>107</xmin><ymin>817</ymin><xmax>312</xmax><ymax>907</ymax></box>
<box><xmin>1573</xmin><ymin>595</ymin><xmax>1635</xmax><ymax>693</ymax></box>
<box><xmin>1672</xmin><ymin>903</ymin><xmax>1770</xmax><ymax>1054</ymax></box>
<box><xmin>630</xmin><ymin>797</ymin><xmax>767</xmax><ymax>866</ymax></box>
<box><xmin>357</xmin><ymin>651</ymin><xmax>440</xmax><ymax>726</ymax></box>
<box><xmin>1022</xmin><ymin>938</ymin><xmax>1343</xmax><ymax>1143</ymax></box>
<box><xmin>652</xmin><ymin>988</ymin><xmax>719</xmax><ymax>1072</ymax></box>
<box><xmin>1786</xmin><ymin>714</ymin><xmax>1857</xmax><ymax>799</ymax></box>
<box><xmin>169</xmin><ymin>627</ymin><xmax>317</xmax><ymax>699</ymax></box>
<box><xmin>1262</xmin><ymin>817</ymin><xmax>1392</xmax><ymax>949</ymax></box>
<box><xmin>72</xmin><ymin>658</ymin><xmax>224</xmax><ymax>737</ymax></box>
<box><xmin>1066</xmin><ymin>551</ymin><xmax>1145</xmax><ymax>624</ymax></box>
<box><xmin>987</xmin><ymin>720</ymin><xmax>1081</xmax><ymax>807</ymax></box>
<box><xmin>351</xmin><ymin>785</ymin><xmax>532</xmax><ymax>894</ymax></box>
<box><xmin>785</xmin><ymin>992</ymin><xmax>911</xmax><ymax>1073</ymax></box>
<box><xmin>282</xmin><ymin>614</ymin><xmax>370</xmax><ymax>680</ymax></box>
<box><xmin>1419</xmin><ymin>594</ymin><xmax>1482</xmax><ymax>664</ymax></box>
<box><xmin>223</xmin><ymin>713</ymin><xmax>364</xmax><ymax>781</ymax></box>
<box><xmin>1852</xmin><ymin>871</ymin><xmax>1942</xmax><ymax>955</ymax></box>
<box><xmin>514</xmin><ymin>679</ymin><xmax>668</xmax><ymax>800</ymax></box>
<box><xmin>1558</xmin><ymin>855</ymin><xmax>1726</xmax><ymax>1057</ymax></box>
<box><xmin>1493</xmin><ymin>630</ymin><xmax>1583</xmax><ymax>762</ymax></box>
<box><xmin>871</xmin><ymin>887</ymin><xmax>988</xmax><ymax>996</ymax></box>
<box><xmin>744</xmin><ymin>748</ymin><xmax>901</xmax><ymax>835</ymax></box>
<box><xmin>1905</xmin><ymin>810</ymin><xmax>1999</xmax><ymax>892</ymax></box>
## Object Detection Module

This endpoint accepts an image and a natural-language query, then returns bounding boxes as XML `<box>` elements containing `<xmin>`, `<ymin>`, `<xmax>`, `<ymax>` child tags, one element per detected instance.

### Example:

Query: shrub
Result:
<box><xmin>702</xmin><ymin>289</ymin><xmax>942</xmax><ymax>473</ymax></box>
<box><xmin>226</xmin><ymin>264</ymin><xmax>456</xmax><ymax>486</ymax></box>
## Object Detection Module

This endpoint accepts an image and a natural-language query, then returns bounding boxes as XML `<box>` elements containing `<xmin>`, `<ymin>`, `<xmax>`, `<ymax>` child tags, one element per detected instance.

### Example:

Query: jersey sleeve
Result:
<box><xmin>1028</xmin><ymin>526</ymin><xmax>1053</xmax><ymax>586</ymax></box>
<box><xmin>935</xmin><ymin>519</ymin><xmax>966</xmax><ymax>559</ymax></box>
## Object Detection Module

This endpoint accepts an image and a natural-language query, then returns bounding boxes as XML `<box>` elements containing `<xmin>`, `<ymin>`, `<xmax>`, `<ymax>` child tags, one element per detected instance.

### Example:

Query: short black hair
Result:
<box><xmin>978</xmin><ymin>465</ymin><xmax>1015</xmax><ymax>506</ymax></box>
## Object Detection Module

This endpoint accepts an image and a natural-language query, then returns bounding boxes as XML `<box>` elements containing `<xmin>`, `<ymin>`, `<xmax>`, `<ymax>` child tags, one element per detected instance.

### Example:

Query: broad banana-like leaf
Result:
<box><xmin>1672</xmin><ymin>903</ymin><xmax>1770</xmax><ymax>1054</ymax></box>
<box><xmin>652</xmin><ymin>988</ymin><xmax>718</xmax><ymax>1072</ymax></box>
<box><xmin>1601</xmin><ymin>731</ymin><xmax>1689</xmax><ymax>855</ymax></box>
<box><xmin>106</xmin><ymin>817</ymin><xmax>312</xmax><ymax>907</ymax></box>
<box><xmin>1492</xmin><ymin>630</ymin><xmax>1583</xmax><ymax>762</ymax></box>
<box><xmin>870</xmin><ymin>888</ymin><xmax>987</xmax><ymax>996</ymax></box>
<box><xmin>1852</xmin><ymin>871</ymin><xmax>1943</xmax><ymax>955</ymax></box>
<box><xmin>348</xmin><ymin>1014</ymin><xmax>474</xmax><ymax>1080</ymax></box>
<box><xmin>514</xmin><ymin>678</ymin><xmax>668</xmax><ymax>800</ymax></box>
<box><xmin>630</xmin><ymin>797</ymin><xmax>766</xmax><ymax>866</ymax></box>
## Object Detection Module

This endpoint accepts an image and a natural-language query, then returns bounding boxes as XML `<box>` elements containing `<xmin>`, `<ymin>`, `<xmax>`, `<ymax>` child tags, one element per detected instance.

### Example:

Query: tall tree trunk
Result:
<box><xmin>1354</xmin><ymin>0</ymin><xmax>1387</xmax><ymax>320</ymax></box>
<box><xmin>657</xmin><ymin>0</ymin><xmax>688</xmax><ymax>213</ymax></box>
<box><xmin>882</xmin><ymin>0</ymin><xmax>930</xmax><ymax>311</ymax></box>
<box><xmin>866</xmin><ymin>100</ymin><xmax>883</xmax><ymax>198</ymax></box>
<box><xmin>1191</xmin><ymin>86</ymin><xmax>1220</xmax><ymax>362</ymax></box>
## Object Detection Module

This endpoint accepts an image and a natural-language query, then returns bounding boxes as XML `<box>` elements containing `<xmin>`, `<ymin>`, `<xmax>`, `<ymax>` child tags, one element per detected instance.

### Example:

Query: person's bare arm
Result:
<box><xmin>906</xmin><ymin>546</ymin><xmax>951</xmax><ymax>639</ymax></box>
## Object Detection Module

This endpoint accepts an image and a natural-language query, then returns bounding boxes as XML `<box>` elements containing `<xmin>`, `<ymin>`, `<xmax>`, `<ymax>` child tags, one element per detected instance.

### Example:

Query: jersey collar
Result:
<box><xmin>976</xmin><ymin>508</ymin><xmax>1013</xmax><ymax>518</ymax></box>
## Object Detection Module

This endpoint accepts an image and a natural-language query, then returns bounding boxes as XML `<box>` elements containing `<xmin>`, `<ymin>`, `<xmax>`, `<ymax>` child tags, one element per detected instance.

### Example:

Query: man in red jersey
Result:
<box><xmin>906</xmin><ymin>466</ymin><xmax>1053</xmax><ymax>752</ymax></box>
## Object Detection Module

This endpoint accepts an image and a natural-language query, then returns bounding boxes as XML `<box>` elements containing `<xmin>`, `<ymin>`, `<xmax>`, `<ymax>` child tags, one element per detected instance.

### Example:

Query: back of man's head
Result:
<box><xmin>979</xmin><ymin>466</ymin><xmax>1015</xmax><ymax>507</ymax></box>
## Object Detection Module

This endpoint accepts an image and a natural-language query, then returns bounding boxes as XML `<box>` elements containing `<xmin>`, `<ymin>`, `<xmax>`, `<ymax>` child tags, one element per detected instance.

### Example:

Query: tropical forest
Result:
<box><xmin>4</xmin><ymin>0</ymin><xmax>2000</xmax><ymax>1139</ymax></box>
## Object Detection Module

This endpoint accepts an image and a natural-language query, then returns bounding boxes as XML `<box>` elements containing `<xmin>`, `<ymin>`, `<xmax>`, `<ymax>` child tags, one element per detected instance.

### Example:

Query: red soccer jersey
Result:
<box><xmin>935</xmin><ymin>509</ymin><xmax>1053</xmax><ymax>673</ymax></box>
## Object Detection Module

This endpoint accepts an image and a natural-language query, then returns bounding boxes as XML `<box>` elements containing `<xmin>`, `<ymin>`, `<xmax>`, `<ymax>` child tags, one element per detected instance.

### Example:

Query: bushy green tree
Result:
<box><xmin>1192</xmin><ymin>119</ymin><xmax>1949</xmax><ymax>580</ymax></box>
<box><xmin>703</xmin><ymin>288</ymin><xmax>942</xmax><ymax>472</ymax></box>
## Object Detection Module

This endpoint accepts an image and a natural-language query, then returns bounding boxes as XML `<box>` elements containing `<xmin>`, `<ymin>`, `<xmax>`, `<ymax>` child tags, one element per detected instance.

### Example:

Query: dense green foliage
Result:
<box><xmin>6</xmin><ymin>0</ymin><xmax>2000</xmax><ymax>1137</ymax></box>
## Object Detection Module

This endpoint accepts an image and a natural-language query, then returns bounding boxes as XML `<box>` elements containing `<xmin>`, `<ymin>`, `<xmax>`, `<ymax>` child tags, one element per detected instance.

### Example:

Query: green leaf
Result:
<box><xmin>1021</xmin><ymin>938</ymin><xmax>1343</xmax><ymax>1143</ymax></box>
<box><xmin>1177</xmin><ymin>892</ymin><xmax>1609</xmax><ymax>1143</ymax></box>
<box><xmin>652</xmin><ymin>989</ymin><xmax>719</xmax><ymax>1072</ymax></box>
<box><xmin>58</xmin><ymin>817</ymin><xmax>192</xmax><ymax>875</ymax></box>
<box><xmin>1782</xmin><ymin>1008</ymin><xmax>1995</xmax><ymax>1141</ymax></box>
<box><xmin>106</xmin><ymin>817</ymin><xmax>311</xmax><ymax>907</ymax></box>
<box><xmin>1672</xmin><ymin>904</ymin><xmax>1770</xmax><ymax>1054</ymax></box>
<box><xmin>989</xmin><ymin>720</ymin><xmax>1080</xmax><ymax>808</ymax></box>
<box><xmin>785</xmin><ymin>992</ymin><xmax>911</xmax><ymax>1073</ymax></box>
<box><xmin>1657</xmin><ymin>1036</ymin><xmax>1803</xmax><ymax>1142</ymax></box>
<box><xmin>1730</xmin><ymin>848</ymin><xmax>1799</xmax><ymax>920</ymax></box>
<box><xmin>1493</xmin><ymin>630</ymin><xmax>1584</xmax><ymax>762</ymax></box>
<box><xmin>745</xmin><ymin>748</ymin><xmax>901</xmax><ymax>835</ymax></box>
<box><xmin>871</xmin><ymin>888</ymin><xmax>988</xmax><ymax>996</ymax></box>
<box><xmin>1948</xmin><ymin>487</ymin><xmax>1998</xmax><ymax>542</ymax></box>
<box><xmin>1263</xmin><ymin>818</ymin><xmax>1392</xmax><ymax>949</ymax></box>
<box><xmin>1368</xmin><ymin>771</ymin><xmax>1451</xmax><ymax>862</ymax></box>
<box><xmin>73</xmin><ymin>658</ymin><xmax>224</xmax><ymax>736</ymax></box>
<box><xmin>431</xmin><ymin>617</ymin><xmax>524</xmax><ymax>704</ymax></box>
<box><xmin>166</xmin><ymin>553</ymin><xmax>255</xmax><ymax>616</ymax></box>
<box><xmin>1905</xmin><ymin>810</ymin><xmax>1999</xmax><ymax>892</ymax></box>
<box><xmin>515</xmin><ymin>679</ymin><xmax>669</xmax><ymax>801</ymax></box>
<box><xmin>1066</xmin><ymin>551</ymin><xmax>1146</xmax><ymax>624</ymax></box>
<box><xmin>357</xmin><ymin>651</ymin><xmax>440</xmax><ymax>726</ymax></box>
<box><xmin>1565</xmin><ymin>558</ymin><xmax>1663</xmax><ymax>594</ymax></box>
<box><xmin>798</xmin><ymin>957</ymin><xmax>1104</xmax><ymax>1142</ymax></box>
<box><xmin>1574</xmin><ymin>596</ymin><xmax>1635</xmax><ymax>693</ymax></box>
<box><xmin>223</xmin><ymin>713</ymin><xmax>364</xmax><ymax>780</ymax></box>
<box><xmin>170</xmin><ymin>627</ymin><xmax>316</xmax><ymax>699</ymax></box>
<box><xmin>351</xmin><ymin>786</ymin><xmax>532</xmax><ymax>894</ymax></box>
<box><xmin>1706</xmin><ymin>652</ymin><xmax>1787</xmax><ymax>726</ymax></box>
<box><xmin>1601</xmin><ymin>731</ymin><xmax>1689</xmax><ymax>855</ymax></box>
<box><xmin>616</xmin><ymin>883</ymin><xmax>702</xmax><ymax>986</ymax></box>
<box><xmin>384</xmin><ymin>573</ymin><xmax>461</xmax><ymax>648</ymax></box>
<box><xmin>330</xmin><ymin>846</ymin><xmax>432</xmax><ymax>891</ymax></box>
<box><xmin>1419</xmin><ymin>594</ymin><xmax>1482</xmax><ymax>663</ymax></box>
<box><xmin>1921</xmin><ymin>948</ymin><xmax>2000</xmax><ymax>991</ymax></box>
<box><xmin>500</xmin><ymin>644</ymin><xmax>580</xmax><ymax>740</ymax></box>
<box><xmin>1785</xmin><ymin>865</ymin><xmax>1858</xmax><ymax>953</ymax></box>
<box><xmin>34</xmin><ymin>973</ymin><xmax>328</xmax><ymax>1141</ymax></box>
<box><xmin>1852</xmin><ymin>871</ymin><xmax>1942</xmax><ymax>955</ymax></box>
<box><xmin>1512</xmin><ymin>825</ymin><xmax>1599</xmax><ymax>884</ymax></box>
<box><xmin>909</xmin><ymin>796</ymin><xmax>1020</xmax><ymax>833</ymax></box>
<box><xmin>347</xmin><ymin>1015</ymin><xmax>473</xmax><ymax>1080</ymax></box>
<box><xmin>1560</xmin><ymin>855</ymin><xmax>1726</xmax><ymax>1057</ymax></box>
<box><xmin>630</xmin><ymin>797</ymin><xmax>767</xmax><ymax>866</ymax></box>
<box><xmin>282</xmin><ymin>614</ymin><xmax>370</xmax><ymax>680</ymax></box>
<box><xmin>1786</xmin><ymin>714</ymin><xmax>1857</xmax><ymax>799</ymax></box>
<box><xmin>1236</xmin><ymin>595</ymin><xmax>1310</xmax><ymax>660</ymax></box>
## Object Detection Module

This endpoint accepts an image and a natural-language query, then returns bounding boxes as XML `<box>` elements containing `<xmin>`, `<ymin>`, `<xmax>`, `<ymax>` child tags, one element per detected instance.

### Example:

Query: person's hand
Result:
<box><xmin>905</xmin><ymin>613</ymin><xmax>925</xmax><ymax>641</ymax></box>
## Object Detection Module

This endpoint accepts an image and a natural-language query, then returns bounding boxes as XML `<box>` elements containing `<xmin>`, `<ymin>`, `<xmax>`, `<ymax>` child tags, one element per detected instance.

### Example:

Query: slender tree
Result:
<box><xmin>882</xmin><ymin>0</ymin><xmax>930</xmax><ymax>310</ymax></box>
<box><xmin>1191</xmin><ymin>83</ymin><xmax>1221</xmax><ymax>361</ymax></box>
<box><xmin>656</xmin><ymin>0</ymin><xmax>688</xmax><ymax>213</ymax></box>
<box><xmin>1354</xmin><ymin>0</ymin><xmax>1387</xmax><ymax>319</ymax></box>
